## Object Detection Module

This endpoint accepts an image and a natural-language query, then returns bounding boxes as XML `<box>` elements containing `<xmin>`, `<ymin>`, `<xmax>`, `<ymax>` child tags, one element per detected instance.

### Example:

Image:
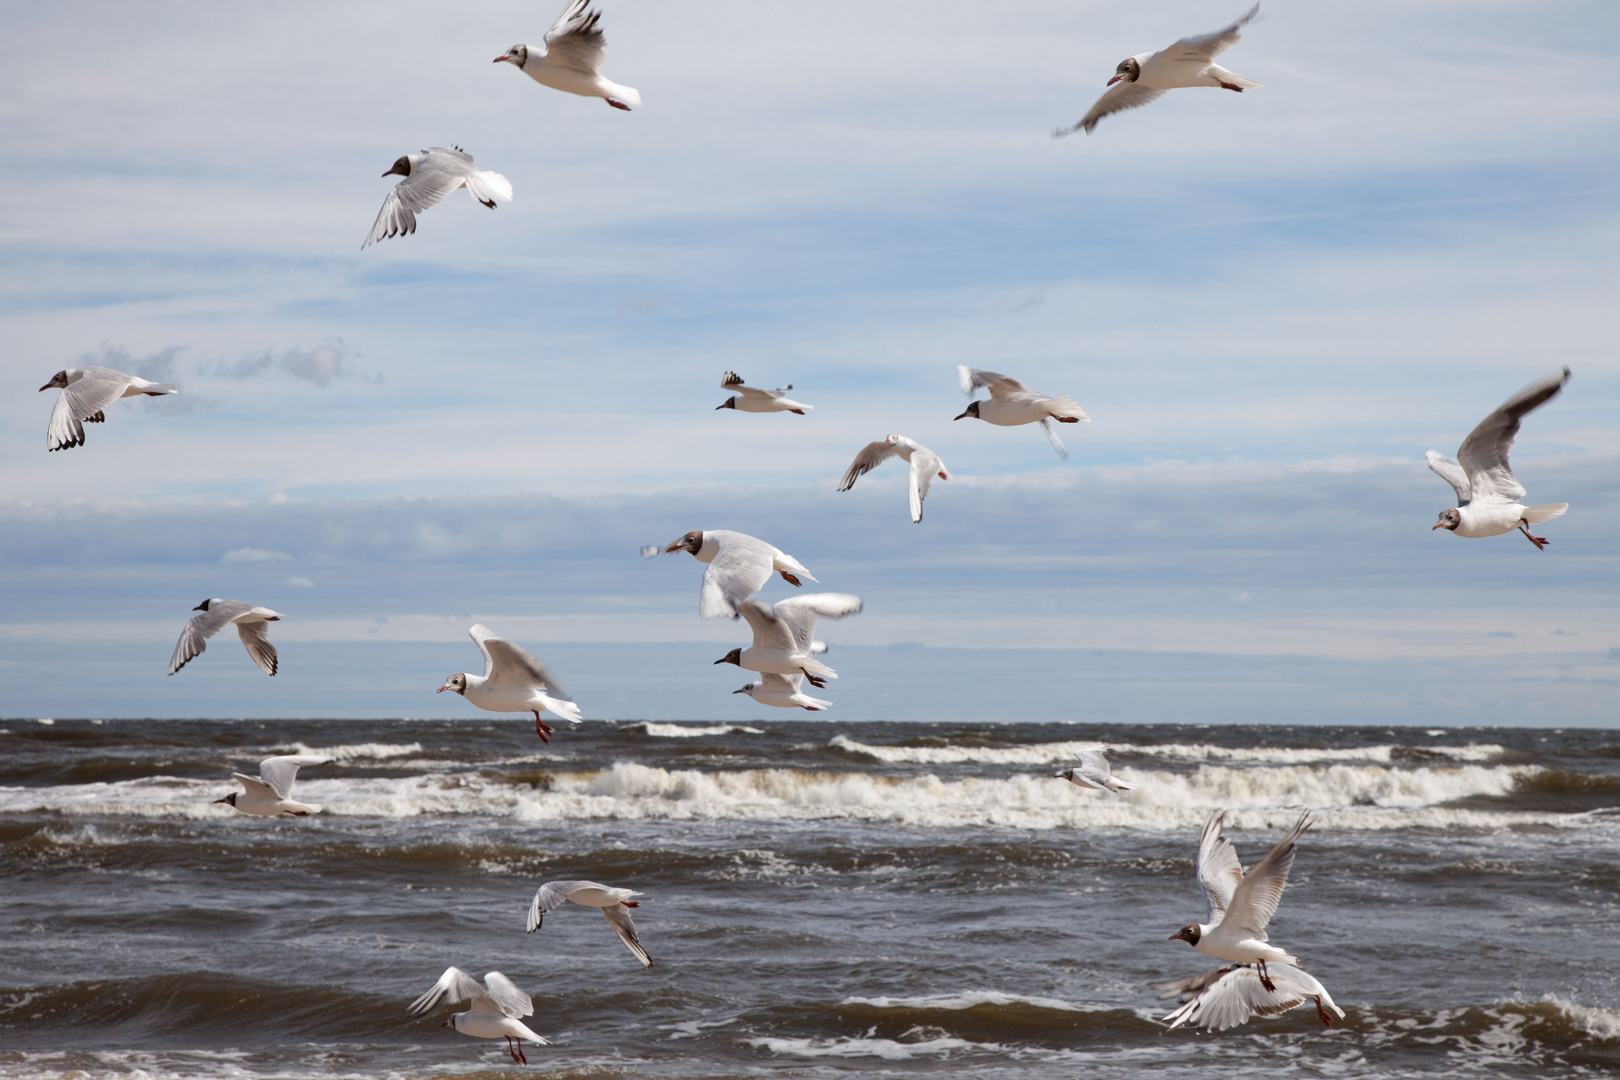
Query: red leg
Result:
<box><xmin>1519</xmin><ymin>522</ymin><xmax>1550</xmax><ymax>550</ymax></box>
<box><xmin>606</xmin><ymin>98</ymin><xmax>632</xmax><ymax>111</ymax></box>
<box><xmin>779</xmin><ymin>571</ymin><xmax>802</xmax><ymax>587</ymax></box>
<box><xmin>1257</xmin><ymin>960</ymin><xmax>1276</xmax><ymax>993</ymax></box>
<box><xmin>1315</xmin><ymin>997</ymin><xmax>1334</xmax><ymax>1027</ymax></box>
<box><xmin>1057</xmin><ymin>416</ymin><xmax>1080</xmax><ymax>423</ymax></box>
<box><xmin>532</xmin><ymin>711</ymin><xmax>553</xmax><ymax>743</ymax></box>
<box><xmin>1220</xmin><ymin>82</ymin><xmax>1244</xmax><ymax>91</ymax></box>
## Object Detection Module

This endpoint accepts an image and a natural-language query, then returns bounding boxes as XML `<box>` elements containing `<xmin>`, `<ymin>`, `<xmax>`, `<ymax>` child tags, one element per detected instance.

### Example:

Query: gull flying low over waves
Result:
<box><xmin>39</xmin><ymin>366</ymin><xmax>177</xmax><ymax>451</ymax></box>
<box><xmin>1054</xmin><ymin>749</ymin><xmax>1135</xmax><ymax>793</ymax></box>
<box><xmin>527</xmin><ymin>880</ymin><xmax>652</xmax><ymax>967</ymax></box>
<box><xmin>715</xmin><ymin>371</ymin><xmax>812</xmax><ymax>414</ymax></box>
<box><xmin>1055</xmin><ymin>3</ymin><xmax>1263</xmax><ymax>137</ymax></box>
<box><xmin>215</xmin><ymin>754</ymin><xmax>326</xmax><ymax>817</ymax></box>
<box><xmin>715</xmin><ymin>593</ymin><xmax>862</xmax><ymax>690</ymax></box>
<box><xmin>1429</xmin><ymin>367</ymin><xmax>1571</xmax><ymax>551</ymax></box>
<box><xmin>168</xmin><ymin>599</ymin><xmax>282</xmax><ymax>676</ymax></box>
<box><xmin>438</xmin><ymin>624</ymin><xmax>582</xmax><ymax>743</ymax></box>
<box><xmin>1154</xmin><ymin>963</ymin><xmax>1344</xmax><ymax>1031</ymax></box>
<box><xmin>956</xmin><ymin>366</ymin><xmax>1089</xmax><ymax>459</ymax></box>
<box><xmin>408</xmin><ymin>967</ymin><xmax>548</xmax><ymax>1065</ymax></box>
<box><xmin>660</xmin><ymin>529</ymin><xmax>817</xmax><ymax>619</ymax></box>
<box><xmin>734</xmin><ymin>671</ymin><xmax>833</xmax><ymax>711</ymax></box>
<box><xmin>838</xmin><ymin>435</ymin><xmax>949</xmax><ymax>523</ymax></box>
<box><xmin>363</xmin><ymin>147</ymin><xmax>512</xmax><ymax>248</ymax></box>
<box><xmin>1170</xmin><ymin>810</ymin><xmax>1312</xmax><ymax>992</ymax></box>
<box><xmin>495</xmin><ymin>0</ymin><xmax>641</xmax><ymax>111</ymax></box>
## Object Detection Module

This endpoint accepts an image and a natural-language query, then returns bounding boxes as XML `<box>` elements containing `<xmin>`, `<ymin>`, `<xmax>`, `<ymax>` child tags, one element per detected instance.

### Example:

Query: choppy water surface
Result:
<box><xmin>3</xmin><ymin>719</ymin><xmax>1619</xmax><ymax>1078</ymax></box>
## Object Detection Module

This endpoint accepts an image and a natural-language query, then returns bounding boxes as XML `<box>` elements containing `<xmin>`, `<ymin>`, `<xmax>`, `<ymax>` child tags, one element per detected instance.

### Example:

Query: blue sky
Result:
<box><xmin>2</xmin><ymin>1</ymin><xmax>1617</xmax><ymax>722</ymax></box>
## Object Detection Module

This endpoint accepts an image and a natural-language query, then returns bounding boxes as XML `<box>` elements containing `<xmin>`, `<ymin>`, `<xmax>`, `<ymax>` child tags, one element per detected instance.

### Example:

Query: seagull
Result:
<box><xmin>407</xmin><ymin>968</ymin><xmax>548</xmax><ymax>1065</ymax></box>
<box><xmin>956</xmin><ymin>365</ymin><xmax>1089</xmax><ymax>459</ymax></box>
<box><xmin>168</xmin><ymin>599</ymin><xmax>282</xmax><ymax>676</ymax></box>
<box><xmin>733</xmin><ymin>671</ymin><xmax>833</xmax><ymax>711</ymax></box>
<box><xmin>715</xmin><ymin>371</ymin><xmax>812</xmax><ymax>415</ymax></box>
<box><xmin>660</xmin><ymin>530</ymin><xmax>817</xmax><ymax>619</ymax></box>
<box><xmin>1429</xmin><ymin>367</ymin><xmax>1571</xmax><ymax>551</ymax></box>
<box><xmin>1170</xmin><ymin>810</ymin><xmax>1312</xmax><ymax>992</ymax></box>
<box><xmin>214</xmin><ymin>755</ymin><xmax>325</xmax><ymax>817</ymax></box>
<box><xmin>526</xmin><ymin>880</ymin><xmax>652</xmax><ymax>967</ymax></box>
<box><xmin>362</xmin><ymin>147</ymin><xmax>512</xmax><ymax>249</ymax></box>
<box><xmin>494</xmin><ymin>0</ymin><xmax>641</xmax><ymax>111</ymax></box>
<box><xmin>838</xmin><ymin>435</ymin><xmax>949</xmax><ymax>523</ymax></box>
<box><xmin>1055</xmin><ymin>3</ymin><xmax>1263</xmax><ymax>137</ymax></box>
<box><xmin>438</xmin><ymin>624</ymin><xmax>581</xmax><ymax>743</ymax></box>
<box><xmin>39</xmin><ymin>366</ymin><xmax>177</xmax><ymax>452</ymax></box>
<box><xmin>714</xmin><ymin>593</ymin><xmax>862</xmax><ymax>690</ymax></box>
<box><xmin>1054</xmin><ymin>748</ymin><xmax>1135</xmax><ymax>793</ymax></box>
<box><xmin>1155</xmin><ymin>963</ymin><xmax>1344</xmax><ymax>1030</ymax></box>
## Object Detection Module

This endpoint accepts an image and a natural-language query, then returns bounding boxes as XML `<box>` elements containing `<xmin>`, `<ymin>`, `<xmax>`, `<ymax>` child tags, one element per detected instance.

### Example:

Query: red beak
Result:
<box><xmin>493</xmin><ymin>55</ymin><xmax>509</xmax><ymax>63</ymax></box>
<box><xmin>1431</xmin><ymin>522</ymin><xmax>1447</xmax><ymax>531</ymax></box>
<box><xmin>1107</xmin><ymin>74</ymin><xmax>1124</xmax><ymax>86</ymax></box>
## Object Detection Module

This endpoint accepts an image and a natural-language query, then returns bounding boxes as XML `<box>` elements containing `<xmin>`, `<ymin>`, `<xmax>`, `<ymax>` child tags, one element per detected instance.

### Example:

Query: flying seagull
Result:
<box><xmin>495</xmin><ymin>0</ymin><xmax>641</xmax><ymax>111</ymax></box>
<box><xmin>660</xmin><ymin>529</ymin><xmax>817</xmax><ymax>619</ymax></box>
<box><xmin>733</xmin><ymin>671</ymin><xmax>833</xmax><ymax>711</ymax></box>
<box><xmin>1170</xmin><ymin>810</ymin><xmax>1312</xmax><ymax>992</ymax></box>
<box><xmin>363</xmin><ymin>146</ymin><xmax>512</xmax><ymax>248</ymax></box>
<box><xmin>39</xmin><ymin>366</ymin><xmax>177</xmax><ymax>452</ymax></box>
<box><xmin>438</xmin><ymin>624</ymin><xmax>581</xmax><ymax>743</ymax></box>
<box><xmin>1055</xmin><ymin>3</ymin><xmax>1263</xmax><ymax>137</ymax></box>
<box><xmin>1155</xmin><ymin>963</ymin><xmax>1344</xmax><ymax>1030</ymax></box>
<box><xmin>168</xmin><ymin>599</ymin><xmax>282</xmax><ymax>676</ymax></box>
<box><xmin>955</xmin><ymin>366</ymin><xmax>1089</xmax><ymax>459</ymax></box>
<box><xmin>715</xmin><ymin>371</ymin><xmax>812</xmax><ymax>414</ymax></box>
<box><xmin>715</xmin><ymin>593</ymin><xmax>862</xmax><ymax>690</ymax></box>
<box><xmin>407</xmin><ymin>968</ymin><xmax>548</xmax><ymax>1065</ymax></box>
<box><xmin>1429</xmin><ymin>367</ymin><xmax>1570</xmax><ymax>550</ymax></box>
<box><xmin>1054</xmin><ymin>749</ymin><xmax>1135</xmax><ymax>793</ymax></box>
<box><xmin>838</xmin><ymin>435</ymin><xmax>949</xmax><ymax>523</ymax></box>
<box><xmin>215</xmin><ymin>755</ymin><xmax>325</xmax><ymax>817</ymax></box>
<box><xmin>527</xmin><ymin>880</ymin><xmax>652</xmax><ymax>967</ymax></box>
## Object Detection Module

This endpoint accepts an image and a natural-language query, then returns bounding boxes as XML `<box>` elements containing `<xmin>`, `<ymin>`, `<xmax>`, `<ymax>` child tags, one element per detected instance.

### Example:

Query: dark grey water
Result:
<box><xmin>3</xmin><ymin>719</ymin><xmax>1619</xmax><ymax>1078</ymax></box>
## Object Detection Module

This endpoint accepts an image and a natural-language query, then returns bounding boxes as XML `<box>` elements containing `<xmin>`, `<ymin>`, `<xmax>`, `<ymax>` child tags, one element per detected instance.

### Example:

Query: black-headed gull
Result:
<box><xmin>661</xmin><ymin>530</ymin><xmax>817</xmax><ymax>620</ymax></box>
<box><xmin>715</xmin><ymin>593</ymin><xmax>862</xmax><ymax>690</ymax></box>
<box><xmin>215</xmin><ymin>755</ymin><xmax>325</xmax><ymax>817</ymax></box>
<box><xmin>527</xmin><ymin>880</ymin><xmax>652</xmax><ymax>967</ymax></box>
<box><xmin>955</xmin><ymin>366</ymin><xmax>1089</xmax><ymax>459</ymax></box>
<box><xmin>1170</xmin><ymin>810</ymin><xmax>1311</xmax><ymax>992</ymax></box>
<box><xmin>362</xmin><ymin>147</ymin><xmax>512</xmax><ymax>249</ymax></box>
<box><xmin>1155</xmin><ymin>963</ymin><xmax>1344</xmax><ymax>1030</ymax></box>
<box><xmin>1054</xmin><ymin>749</ymin><xmax>1135</xmax><ymax>793</ymax></box>
<box><xmin>168</xmin><ymin>599</ymin><xmax>282</xmax><ymax>676</ymax></box>
<box><xmin>838</xmin><ymin>435</ymin><xmax>949</xmax><ymax>523</ymax></box>
<box><xmin>39</xmin><ymin>366</ymin><xmax>177</xmax><ymax>452</ymax></box>
<box><xmin>734</xmin><ymin>671</ymin><xmax>833</xmax><ymax>711</ymax></box>
<box><xmin>1429</xmin><ymin>367</ymin><xmax>1570</xmax><ymax>551</ymax></box>
<box><xmin>438</xmin><ymin>624</ymin><xmax>581</xmax><ymax>743</ymax></box>
<box><xmin>408</xmin><ymin>968</ymin><xmax>548</xmax><ymax>1065</ymax></box>
<box><xmin>495</xmin><ymin>0</ymin><xmax>641</xmax><ymax>111</ymax></box>
<box><xmin>715</xmin><ymin>371</ymin><xmax>812</xmax><ymax>415</ymax></box>
<box><xmin>1056</xmin><ymin>4</ymin><xmax>1263</xmax><ymax>137</ymax></box>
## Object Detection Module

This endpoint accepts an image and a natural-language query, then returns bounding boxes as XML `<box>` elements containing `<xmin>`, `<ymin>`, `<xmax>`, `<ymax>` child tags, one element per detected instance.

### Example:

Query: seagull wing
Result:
<box><xmin>232</xmin><ymin>772</ymin><xmax>277</xmax><ymax>799</ymax></box>
<box><xmin>838</xmin><ymin>440</ymin><xmax>903</xmax><ymax>492</ymax></box>
<box><xmin>362</xmin><ymin>155</ymin><xmax>468</xmax><ymax>249</ymax></box>
<box><xmin>407</xmin><ymin>966</ymin><xmax>486</xmax><ymax>1018</ymax></box>
<box><xmin>49</xmin><ymin>368</ymin><xmax>140</xmax><ymax>451</ymax></box>
<box><xmin>1076</xmin><ymin>749</ymin><xmax>1113</xmax><ymax>781</ymax></box>
<box><xmin>527</xmin><ymin>879</ymin><xmax>596</xmax><ymax>932</ymax></box>
<box><xmin>1456</xmin><ymin>367</ymin><xmax>1570</xmax><ymax>505</ymax></box>
<box><xmin>1162</xmin><ymin>962</ymin><xmax>1335</xmax><ymax>1031</ymax></box>
<box><xmin>1056</xmin><ymin>82</ymin><xmax>1167</xmax><ymax>137</ymax></box>
<box><xmin>236</xmin><ymin>621</ymin><xmax>279</xmax><ymax>676</ymax></box>
<box><xmin>542</xmin><ymin>0</ymin><xmax>606</xmax><ymax>75</ymax></box>
<box><xmin>470</xmin><ymin>624</ymin><xmax>570</xmax><ymax>700</ymax></box>
<box><xmin>1039</xmin><ymin>417</ymin><xmax>1070</xmax><ymax>460</ymax></box>
<box><xmin>759</xmin><ymin>671</ymin><xmax>804</xmax><ymax>693</ymax></box>
<box><xmin>1159</xmin><ymin>3</ymin><xmax>1260</xmax><ymax>65</ymax></box>
<box><xmin>908</xmin><ymin>447</ymin><xmax>943</xmax><ymax>523</ymax></box>
<box><xmin>700</xmin><ymin>533</ymin><xmax>775</xmax><ymax>619</ymax></box>
<box><xmin>602</xmin><ymin>903</ymin><xmax>653</xmax><ymax>967</ymax></box>
<box><xmin>1222</xmin><ymin>812</ymin><xmax>1310</xmax><ymax>938</ymax></box>
<box><xmin>1196</xmin><ymin>811</ymin><xmax>1246</xmax><ymax>924</ymax></box>
<box><xmin>1426</xmin><ymin>450</ymin><xmax>1472</xmax><ymax>505</ymax></box>
<box><xmin>738</xmin><ymin>599</ymin><xmax>796</xmax><ymax>652</ymax></box>
<box><xmin>480</xmin><ymin>972</ymin><xmax>534</xmax><ymax>1019</ymax></box>
<box><xmin>257</xmin><ymin>755</ymin><xmax>321</xmax><ymax>800</ymax></box>
<box><xmin>958</xmin><ymin>366</ymin><xmax>1031</xmax><ymax>399</ymax></box>
<box><xmin>167</xmin><ymin>601</ymin><xmax>252</xmax><ymax>675</ymax></box>
<box><xmin>770</xmin><ymin>594</ymin><xmax>863</xmax><ymax>654</ymax></box>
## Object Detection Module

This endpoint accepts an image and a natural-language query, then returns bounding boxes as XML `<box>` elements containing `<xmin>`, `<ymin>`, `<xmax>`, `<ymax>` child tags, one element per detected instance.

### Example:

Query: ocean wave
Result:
<box><xmin>829</xmin><ymin>735</ymin><xmax>1507</xmax><ymax>767</ymax></box>
<box><xmin>842</xmin><ymin>992</ymin><xmax>1089</xmax><ymax>1014</ymax></box>
<box><xmin>273</xmin><ymin>741</ymin><xmax>424</xmax><ymax>762</ymax></box>
<box><xmin>633</xmin><ymin>723</ymin><xmax>765</xmax><ymax>738</ymax></box>
<box><xmin>750</xmin><ymin>1032</ymin><xmax>991</xmax><ymax>1060</ymax></box>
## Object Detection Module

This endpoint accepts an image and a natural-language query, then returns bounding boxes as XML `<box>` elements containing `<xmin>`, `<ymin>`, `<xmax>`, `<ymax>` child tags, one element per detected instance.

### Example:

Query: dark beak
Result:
<box><xmin>213</xmin><ymin>796</ymin><xmax>230</xmax><ymax>804</ymax></box>
<box><xmin>664</xmin><ymin>541</ymin><xmax>684</xmax><ymax>554</ymax></box>
<box><xmin>714</xmin><ymin>403</ymin><xmax>726</xmax><ymax>410</ymax></box>
<box><xmin>38</xmin><ymin>382</ymin><xmax>53</xmax><ymax>392</ymax></box>
<box><xmin>193</xmin><ymin>603</ymin><xmax>208</xmax><ymax>611</ymax></box>
<box><xmin>953</xmin><ymin>410</ymin><xmax>971</xmax><ymax>420</ymax></box>
<box><xmin>714</xmin><ymin>657</ymin><xmax>730</xmax><ymax>665</ymax></box>
<box><xmin>732</xmin><ymin>688</ymin><xmax>748</xmax><ymax>694</ymax></box>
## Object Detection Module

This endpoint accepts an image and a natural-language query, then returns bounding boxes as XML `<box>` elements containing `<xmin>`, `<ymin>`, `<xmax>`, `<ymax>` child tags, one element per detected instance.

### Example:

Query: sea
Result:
<box><xmin>2</xmin><ymin>718</ymin><xmax>1619</xmax><ymax>1079</ymax></box>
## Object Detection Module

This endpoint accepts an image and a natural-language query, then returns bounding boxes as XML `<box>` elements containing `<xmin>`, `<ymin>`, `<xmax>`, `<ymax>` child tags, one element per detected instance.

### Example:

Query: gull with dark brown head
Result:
<box><xmin>955</xmin><ymin>366</ymin><xmax>1089</xmax><ymax>459</ymax></box>
<box><xmin>659</xmin><ymin>529</ymin><xmax>817</xmax><ymax>619</ymax></box>
<box><xmin>168</xmin><ymin>599</ymin><xmax>282</xmax><ymax>677</ymax></box>
<box><xmin>527</xmin><ymin>880</ymin><xmax>652</xmax><ymax>967</ymax></box>
<box><xmin>715</xmin><ymin>593</ymin><xmax>861</xmax><ymax>690</ymax></box>
<box><xmin>838</xmin><ymin>435</ymin><xmax>948</xmax><ymax>523</ymax></box>
<box><xmin>715</xmin><ymin>371</ymin><xmax>812</xmax><ymax>414</ymax></box>
<box><xmin>733</xmin><ymin>671</ymin><xmax>833</xmax><ymax>711</ymax></box>
<box><xmin>438</xmin><ymin>624</ymin><xmax>580</xmax><ymax>743</ymax></box>
<box><xmin>494</xmin><ymin>0</ymin><xmax>641</xmax><ymax>111</ymax></box>
<box><xmin>214</xmin><ymin>755</ymin><xmax>325</xmax><ymax>817</ymax></box>
<box><xmin>363</xmin><ymin>147</ymin><xmax>512</xmax><ymax>248</ymax></box>
<box><xmin>39</xmin><ymin>366</ymin><xmax>177</xmax><ymax>452</ymax></box>
<box><xmin>1054</xmin><ymin>749</ymin><xmax>1135</xmax><ymax>793</ymax></box>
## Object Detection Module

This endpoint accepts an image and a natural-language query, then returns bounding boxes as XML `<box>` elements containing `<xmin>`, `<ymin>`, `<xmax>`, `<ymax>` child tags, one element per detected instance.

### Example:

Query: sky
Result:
<box><xmin>2</xmin><ymin>0</ymin><xmax>1617</xmax><ymax>723</ymax></box>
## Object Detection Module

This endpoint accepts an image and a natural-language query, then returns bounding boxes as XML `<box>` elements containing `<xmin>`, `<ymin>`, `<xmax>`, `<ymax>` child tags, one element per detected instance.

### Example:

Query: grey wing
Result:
<box><xmin>1151</xmin><ymin>966</ymin><xmax>1230</xmax><ymax>1003</ymax></box>
<box><xmin>739</xmin><ymin>599</ymin><xmax>797</xmax><ymax>652</ymax></box>
<box><xmin>527</xmin><ymin>879</ymin><xmax>595</xmax><ymax>932</ymax></box>
<box><xmin>236</xmin><ymin>621</ymin><xmax>278</xmax><ymax>676</ymax></box>
<box><xmin>407</xmin><ymin>966</ymin><xmax>485</xmax><ymax>1018</ymax></box>
<box><xmin>1457</xmin><ymin>367</ymin><xmax>1570</xmax><ymax>505</ymax></box>
<box><xmin>543</xmin><ymin>0</ymin><xmax>606</xmax><ymax>75</ymax></box>
<box><xmin>232</xmin><ymin>771</ymin><xmax>277</xmax><ymax>799</ymax></box>
<box><xmin>759</xmin><ymin>671</ymin><xmax>804</xmax><ymax>693</ymax></box>
<box><xmin>602</xmin><ymin>903</ymin><xmax>653</xmax><ymax>967</ymax></box>
<box><xmin>49</xmin><ymin>368</ymin><xmax>135</xmax><ymax>450</ymax></box>
<box><xmin>362</xmin><ymin>164</ymin><xmax>465</xmax><ymax>249</ymax></box>
<box><xmin>1223</xmin><ymin>812</ymin><xmax>1311</xmax><ymax>937</ymax></box>
<box><xmin>1076</xmin><ymin>749</ymin><xmax>1113</xmax><ymax>779</ymax></box>
<box><xmin>257</xmin><ymin>755</ymin><xmax>320</xmax><ymax>799</ymax></box>
<box><xmin>700</xmin><ymin>533</ymin><xmax>775</xmax><ymax>619</ymax></box>
<box><xmin>1196</xmin><ymin>811</ymin><xmax>1245</xmax><ymax>924</ymax></box>
<box><xmin>1039</xmin><ymin>417</ymin><xmax>1070</xmax><ymax>460</ymax></box>
<box><xmin>1426</xmin><ymin>451</ymin><xmax>1472</xmax><ymax>505</ymax></box>
<box><xmin>1162</xmin><ymin>964</ymin><xmax>1313</xmax><ymax>1031</ymax></box>
<box><xmin>839</xmin><ymin>440</ymin><xmax>902</xmax><ymax>491</ymax></box>
<box><xmin>771</xmin><ymin>594</ymin><xmax>862</xmax><ymax>653</ymax></box>
<box><xmin>167</xmin><ymin>602</ymin><xmax>248</xmax><ymax>675</ymax></box>
<box><xmin>1055</xmin><ymin>83</ymin><xmax>1167</xmax><ymax>137</ymax></box>
<box><xmin>958</xmin><ymin>365</ymin><xmax>1028</xmax><ymax>397</ymax></box>
<box><xmin>1161</xmin><ymin>3</ymin><xmax>1260</xmax><ymax>64</ymax></box>
<box><xmin>472</xmin><ymin>625</ymin><xmax>568</xmax><ymax>698</ymax></box>
<box><xmin>481</xmin><ymin>972</ymin><xmax>534</xmax><ymax>1018</ymax></box>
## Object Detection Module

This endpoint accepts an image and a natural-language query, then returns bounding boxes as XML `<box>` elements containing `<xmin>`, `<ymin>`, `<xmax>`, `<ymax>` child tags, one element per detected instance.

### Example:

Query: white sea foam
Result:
<box><xmin>830</xmin><ymin>735</ymin><xmax>1506</xmax><ymax>767</ymax></box>
<box><xmin>634</xmin><ymin>722</ymin><xmax>764</xmax><ymax>738</ymax></box>
<box><xmin>750</xmin><ymin>1033</ymin><xmax>988</xmax><ymax>1060</ymax></box>
<box><xmin>843</xmin><ymin>991</ymin><xmax>1089</xmax><ymax>1013</ymax></box>
<box><xmin>1542</xmin><ymin>996</ymin><xmax>1620</xmax><ymax>1041</ymax></box>
<box><xmin>274</xmin><ymin>741</ymin><xmax>424</xmax><ymax>762</ymax></box>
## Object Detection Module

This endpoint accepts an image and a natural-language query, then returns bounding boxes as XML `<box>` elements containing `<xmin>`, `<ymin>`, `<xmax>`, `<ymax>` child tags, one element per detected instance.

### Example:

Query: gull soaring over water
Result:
<box><xmin>1055</xmin><ymin>3</ymin><xmax>1263</xmax><ymax>137</ymax></box>
<box><xmin>1155</xmin><ymin>963</ymin><xmax>1344</xmax><ymax>1031</ymax></box>
<box><xmin>168</xmin><ymin>599</ymin><xmax>282</xmax><ymax>676</ymax></box>
<box><xmin>408</xmin><ymin>968</ymin><xmax>548</xmax><ymax>1065</ymax></box>
<box><xmin>1054</xmin><ymin>749</ymin><xmax>1135</xmax><ymax>793</ymax></box>
<box><xmin>715</xmin><ymin>594</ymin><xmax>862</xmax><ymax>690</ymax></box>
<box><xmin>215</xmin><ymin>755</ymin><xmax>325</xmax><ymax>817</ymax></box>
<box><xmin>438</xmin><ymin>624</ymin><xmax>581</xmax><ymax>743</ymax></box>
<box><xmin>838</xmin><ymin>435</ymin><xmax>949</xmax><ymax>523</ymax></box>
<box><xmin>362</xmin><ymin>147</ymin><xmax>512</xmax><ymax>248</ymax></box>
<box><xmin>527</xmin><ymin>880</ymin><xmax>653</xmax><ymax>967</ymax></box>
<box><xmin>955</xmin><ymin>366</ymin><xmax>1089</xmax><ymax>459</ymax></box>
<box><xmin>1428</xmin><ymin>367</ymin><xmax>1571</xmax><ymax>551</ymax></box>
<box><xmin>1170</xmin><ymin>810</ymin><xmax>1312</xmax><ymax>991</ymax></box>
<box><xmin>495</xmin><ymin>0</ymin><xmax>641</xmax><ymax>111</ymax></box>
<box><xmin>660</xmin><ymin>530</ymin><xmax>817</xmax><ymax>619</ymax></box>
<box><xmin>715</xmin><ymin>372</ymin><xmax>812</xmax><ymax>415</ymax></box>
<box><xmin>734</xmin><ymin>671</ymin><xmax>833</xmax><ymax>711</ymax></box>
<box><xmin>39</xmin><ymin>366</ymin><xmax>177</xmax><ymax>452</ymax></box>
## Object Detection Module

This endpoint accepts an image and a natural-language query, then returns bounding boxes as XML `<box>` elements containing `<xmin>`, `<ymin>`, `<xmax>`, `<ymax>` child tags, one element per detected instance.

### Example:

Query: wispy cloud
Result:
<box><xmin>212</xmin><ymin>339</ymin><xmax>378</xmax><ymax>386</ymax></box>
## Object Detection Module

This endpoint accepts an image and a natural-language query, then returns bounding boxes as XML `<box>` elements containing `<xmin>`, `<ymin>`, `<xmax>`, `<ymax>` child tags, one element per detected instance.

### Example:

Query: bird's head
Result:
<box><xmin>1053</xmin><ymin>768</ymin><xmax>1076</xmax><ymax>782</ymax></box>
<box><xmin>714</xmin><ymin>648</ymin><xmax>743</xmax><ymax>668</ymax></box>
<box><xmin>1169</xmin><ymin>923</ymin><xmax>1202</xmax><ymax>946</ymax></box>
<box><xmin>885</xmin><ymin>434</ymin><xmax>902</xmax><ymax>445</ymax></box>
<box><xmin>715</xmin><ymin>397</ymin><xmax>737</xmax><ymax>410</ymax></box>
<box><xmin>38</xmin><ymin>370</ymin><xmax>71</xmax><ymax>392</ymax></box>
<box><xmin>193</xmin><ymin>599</ymin><xmax>215</xmax><ymax>612</ymax></box>
<box><xmin>1108</xmin><ymin>57</ymin><xmax>1141</xmax><ymax>85</ymax></box>
<box><xmin>954</xmin><ymin>401</ymin><xmax>981</xmax><ymax>421</ymax></box>
<box><xmin>438</xmin><ymin>673</ymin><xmax>468</xmax><ymax>695</ymax></box>
<box><xmin>382</xmin><ymin>155</ymin><xmax>412</xmax><ymax>178</ymax></box>
<box><xmin>665</xmin><ymin>530</ymin><xmax>703</xmax><ymax>556</ymax></box>
<box><xmin>1433</xmin><ymin>508</ymin><xmax>1461</xmax><ymax>532</ymax></box>
<box><xmin>494</xmin><ymin>44</ymin><xmax>528</xmax><ymax>67</ymax></box>
<box><xmin>732</xmin><ymin>682</ymin><xmax>758</xmax><ymax>695</ymax></box>
<box><xmin>213</xmin><ymin>792</ymin><xmax>237</xmax><ymax>807</ymax></box>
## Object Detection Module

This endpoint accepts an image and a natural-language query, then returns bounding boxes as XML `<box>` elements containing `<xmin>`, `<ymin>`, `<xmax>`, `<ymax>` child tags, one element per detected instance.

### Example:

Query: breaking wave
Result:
<box><xmin>633</xmin><ymin>723</ymin><xmax>765</xmax><ymax>738</ymax></box>
<box><xmin>830</xmin><ymin>735</ymin><xmax>1507</xmax><ymax>767</ymax></box>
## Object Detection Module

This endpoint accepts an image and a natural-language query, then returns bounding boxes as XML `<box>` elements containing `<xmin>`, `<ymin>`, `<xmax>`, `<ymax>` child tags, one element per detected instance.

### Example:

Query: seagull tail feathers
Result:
<box><xmin>1523</xmin><ymin>503</ymin><xmax>1569</xmax><ymax>524</ymax></box>
<box><xmin>465</xmin><ymin>170</ymin><xmax>514</xmax><ymax>206</ymax></box>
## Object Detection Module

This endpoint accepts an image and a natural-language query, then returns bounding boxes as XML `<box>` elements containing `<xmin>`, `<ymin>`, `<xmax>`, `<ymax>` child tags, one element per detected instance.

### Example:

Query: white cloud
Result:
<box><xmin>287</xmin><ymin>576</ymin><xmax>315</xmax><ymax>588</ymax></box>
<box><xmin>221</xmin><ymin>547</ymin><xmax>292</xmax><ymax>564</ymax></box>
